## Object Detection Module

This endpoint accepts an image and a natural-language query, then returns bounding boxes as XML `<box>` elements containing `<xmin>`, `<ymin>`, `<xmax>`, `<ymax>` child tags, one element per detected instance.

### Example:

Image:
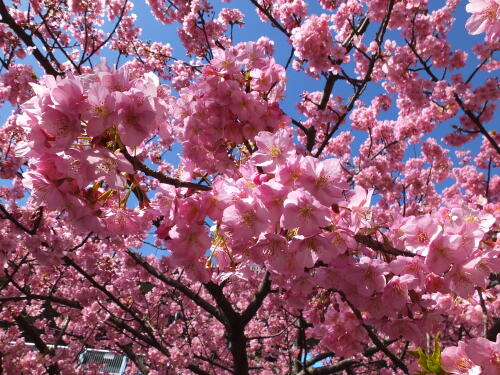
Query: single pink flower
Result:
<box><xmin>348</xmin><ymin>185</ymin><xmax>373</xmax><ymax>230</ymax></box>
<box><xmin>441</xmin><ymin>341</ymin><xmax>481</xmax><ymax>375</ymax></box>
<box><xmin>281</xmin><ymin>189</ymin><xmax>330</xmax><ymax>236</ymax></box>
<box><xmin>425</xmin><ymin>234</ymin><xmax>465</xmax><ymax>274</ymax></box>
<box><xmin>167</xmin><ymin>224</ymin><xmax>211</xmax><ymax>258</ymax></box>
<box><xmin>297</xmin><ymin>156</ymin><xmax>347</xmax><ymax>206</ymax></box>
<box><xmin>49</xmin><ymin>74</ymin><xmax>87</xmax><ymax>114</ymax></box>
<box><xmin>254</xmin><ymin>180</ymin><xmax>288</xmax><ymax>226</ymax></box>
<box><xmin>221</xmin><ymin>198</ymin><xmax>270</xmax><ymax>247</ymax></box>
<box><xmin>382</xmin><ymin>275</ymin><xmax>415</xmax><ymax>310</ymax></box>
<box><xmin>345</xmin><ymin>257</ymin><xmax>387</xmax><ymax>297</ymax></box>
<box><xmin>83</xmin><ymin>148</ymin><xmax>134</xmax><ymax>190</ymax></box>
<box><xmin>268</xmin><ymin>244</ymin><xmax>314</xmax><ymax>277</ymax></box>
<box><xmin>83</xmin><ymin>84</ymin><xmax>117</xmax><ymax>137</ymax></box>
<box><xmin>252</xmin><ymin>129</ymin><xmax>294</xmax><ymax>173</ymax></box>
<box><xmin>465</xmin><ymin>0</ymin><xmax>500</xmax><ymax>40</ymax></box>
<box><xmin>400</xmin><ymin>214</ymin><xmax>442</xmax><ymax>255</ymax></box>
<box><xmin>445</xmin><ymin>265</ymin><xmax>477</xmax><ymax>297</ymax></box>
<box><xmin>23</xmin><ymin>171</ymin><xmax>76</xmax><ymax>210</ymax></box>
<box><xmin>465</xmin><ymin>335</ymin><xmax>500</xmax><ymax>375</ymax></box>
<box><xmin>249</xmin><ymin>233</ymin><xmax>288</xmax><ymax>264</ymax></box>
<box><xmin>102</xmin><ymin>208</ymin><xmax>142</xmax><ymax>236</ymax></box>
<box><xmin>40</xmin><ymin>107</ymin><xmax>82</xmax><ymax>151</ymax></box>
<box><xmin>115</xmin><ymin>91</ymin><xmax>157</xmax><ymax>147</ymax></box>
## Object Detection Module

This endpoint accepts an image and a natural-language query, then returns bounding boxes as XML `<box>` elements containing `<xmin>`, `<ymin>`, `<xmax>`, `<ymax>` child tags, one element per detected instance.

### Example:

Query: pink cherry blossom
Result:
<box><xmin>281</xmin><ymin>189</ymin><xmax>330</xmax><ymax>236</ymax></box>
<box><xmin>465</xmin><ymin>0</ymin><xmax>500</xmax><ymax>40</ymax></box>
<box><xmin>425</xmin><ymin>234</ymin><xmax>465</xmax><ymax>274</ymax></box>
<box><xmin>400</xmin><ymin>214</ymin><xmax>442</xmax><ymax>255</ymax></box>
<box><xmin>441</xmin><ymin>341</ymin><xmax>481</xmax><ymax>375</ymax></box>
<box><xmin>83</xmin><ymin>84</ymin><xmax>117</xmax><ymax>137</ymax></box>
<box><xmin>297</xmin><ymin>156</ymin><xmax>347</xmax><ymax>206</ymax></box>
<box><xmin>465</xmin><ymin>335</ymin><xmax>500</xmax><ymax>375</ymax></box>
<box><xmin>221</xmin><ymin>198</ymin><xmax>270</xmax><ymax>247</ymax></box>
<box><xmin>115</xmin><ymin>91</ymin><xmax>157</xmax><ymax>147</ymax></box>
<box><xmin>252</xmin><ymin>129</ymin><xmax>294</xmax><ymax>173</ymax></box>
<box><xmin>83</xmin><ymin>148</ymin><xmax>135</xmax><ymax>190</ymax></box>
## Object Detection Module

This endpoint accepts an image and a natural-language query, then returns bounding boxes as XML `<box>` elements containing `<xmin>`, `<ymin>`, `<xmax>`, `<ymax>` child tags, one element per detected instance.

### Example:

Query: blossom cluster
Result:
<box><xmin>15</xmin><ymin>64</ymin><xmax>170</xmax><ymax>234</ymax></box>
<box><xmin>172</xmin><ymin>40</ymin><xmax>288</xmax><ymax>175</ymax></box>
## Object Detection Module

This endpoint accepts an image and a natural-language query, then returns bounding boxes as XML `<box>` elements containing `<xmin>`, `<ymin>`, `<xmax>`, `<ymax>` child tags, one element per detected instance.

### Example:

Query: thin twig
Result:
<box><xmin>120</xmin><ymin>146</ymin><xmax>211</xmax><ymax>191</ymax></box>
<box><xmin>476</xmin><ymin>287</ymin><xmax>489</xmax><ymax>338</ymax></box>
<box><xmin>336</xmin><ymin>290</ymin><xmax>409</xmax><ymax>374</ymax></box>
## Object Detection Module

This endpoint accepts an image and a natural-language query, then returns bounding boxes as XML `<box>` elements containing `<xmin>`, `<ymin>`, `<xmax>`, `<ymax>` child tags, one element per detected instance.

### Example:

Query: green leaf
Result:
<box><xmin>408</xmin><ymin>333</ymin><xmax>446</xmax><ymax>375</ymax></box>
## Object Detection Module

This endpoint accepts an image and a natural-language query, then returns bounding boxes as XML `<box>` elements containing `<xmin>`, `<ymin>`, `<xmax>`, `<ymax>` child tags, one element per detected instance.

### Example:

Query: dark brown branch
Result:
<box><xmin>204</xmin><ymin>281</ymin><xmax>238</xmax><ymax>325</ymax></box>
<box><xmin>406</xmin><ymin>38</ymin><xmax>499</xmax><ymax>155</ymax></box>
<box><xmin>370</xmin><ymin>141</ymin><xmax>398</xmax><ymax>160</ymax></box>
<box><xmin>248</xmin><ymin>0</ymin><xmax>291</xmax><ymax>37</ymax></box>
<box><xmin>486</xmin><ymin>157</ymin><xmax>492</xmax><ymax>201</ymax></box>
<box><xmin>0</xmin><ymin>1</ymin><xmax>60</xmax><ymax>76</ymax></box>
<box><xmin>315</xmin><ymin>2</ymin><xmax>393</xmax><ymax>157</ymax></box>
<box><xmin>126</xmin><ymin>249</ymin><xmax>224</xmax><ymax>324</ymax></box>
<box><xmin>303</xmin><ymin>338</ymin><xmax>398</xmax><ymax>371</ymax></box>
<box><xmin>297</xmin><ymin>359</ymin><xmax>356</xmax><ymax>375</ymax></box>
<box><xmin>318</xmin><ymin>17</ymin><xmax>370</xmax><ymax>110</ymax></box>
<box><xmin>63</xmin><ymin>255</ymin><xmax>168</xmax><ymax>355</ymax></box>
<box><xmin>476</xmin><ymin>287</ymin><xmax>489</xmax><ymax>338</ymax></box>
<box><xmin>465</xmin><ymin>54</ymin><xmax>493</xmax><ymax>85</ymax></box>
<box><xmin>248</xmin><ymin>318</ymin><xmax>297</xmax><ymax>341</ymax></box>
<box><xmin>14</xmin><ymin>314</ymin><xmax>61</xmax><ymax>375</ymax></box>
<box><xmin>454</xmin><ymin>94</ymin><xmax>500</xmax><ymax>155</ymax></box>
<box><xmin>486</xmin><ymin>318</ymin><xmax>500</xmax><ymax>342</ymax></box>
<box><xmin>117</xmin><ymin>343</ymin><xmax>150</xmax><ymax>375</ymax></box>
<box><xmin>354</xmin><ymin>234</ymin><xmax>416</xmax><ymax>258</ymax></box>
<box><xmin>241</xmin><ymin>270</ymin><xmax>271</xmax><ymax>326</ymax></box>
<box><xmin>68</xmin><ymin>232</ymin><xmax>93</xmax><ymax>252</ymax></box>
<box><xmin>202</xmin><ymin>281</ymin><xmax>250</xmax><ymax>374</ymax></box>
<box><xmin>36</xmin><ymin>10</ymin><xmax>80</xmax><ymax>73</ymax></box>
<box><xmin>108</xmin><ymin>315</ymin><xmax>170</xmax><ymax>357</ymax></box>
<box><xmin>0</xmin><ymin>205</ymin><xmax>43</xmax><ymax>235</ymax></box>
<box><xmin>194</xmin><ymin>354</ymin><xmax>233</xmax><ymax>373</ymax></box>
<box><xmin>336</xmin><ymin>290</ymin><xmax>409</xmax><ymax>374</ymax></box>
<box><xmin>187</xmin><ymin>364</ymin><xmax>211</xmax><ymax>375</ymax></box>
<box><xmin>0</xmin><ymin>294</ymin><xmax>82</xmax><ymax>309</ymax></box>
<box><xmin>0</xmin><ymin>254</ymin><xmax>30</xmax><ymax>292</ymax></box>
<box><xmin>79</xmin><ymin>0</ymin><xmax>129</xmax><ymax>66</ymax></box>
<box><xmin>120</xmin><ymin>146</ymin><xmax>211</xmax><ymax>191</ymax></box>
<box><xmin>304</xmin><ymin>352</ymin><xmax>334</xmax><ymax>368</ymax></box>
<box><xmin>318</xmin><ymin>72</ymin><xmax>336</xmax><ymax>111</ymax></box>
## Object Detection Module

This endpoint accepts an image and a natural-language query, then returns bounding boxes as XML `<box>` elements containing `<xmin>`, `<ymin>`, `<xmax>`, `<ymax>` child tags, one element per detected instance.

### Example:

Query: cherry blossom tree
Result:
<box><xmin>0</xmin><ymin>0</ymin><xmax>498</xmax><ymax>374</ymax></box>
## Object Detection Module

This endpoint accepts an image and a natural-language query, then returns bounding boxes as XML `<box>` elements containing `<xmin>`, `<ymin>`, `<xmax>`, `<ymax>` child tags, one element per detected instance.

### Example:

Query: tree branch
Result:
<box><xmin>126</xmin><ymin>249</ymin><xmax>224</xmax><ymax>324</ymax></box>
<box><xmin>120</xmin><ymin>146</ymin><xmax>212</xmax><ymax>191</ymax></box>
<box><xmin>315</xmin><ymin>2</ymin><xmax>394</xmax><ymax>157</ymax></box>
<box><xmin>318</xmin><ymin>17</ymin><xmax>370</xmax><ymax>111</ymax></box>
<box><xmin>241</xmin><ymin>270</ymin><xmax>271</xmax><ymax>326</ymax></box>
<box><xmin>0</xmin><ymin>1</ymin><xmax>61</xmax><ymax>76</ymax></box>
<box><xmin>0</xmin><ymin>294</ymin><xmax>82</xmax><ymax>309</ymax></box>
<box><xmin>0</xmin><ymin>205</ymin><xmax>43</xmax><ymax>236</ymax></box>
<box><xmin>248</xmin><ymin>0</ymin><xmax>291</xmax><ymax>37</ymax></box>
<box><xmin>117</xmin><ymin>343</ymin><xmax>150</xmax><ymax>375</ymax></box>
<box><xmin>476</xmin><ymin>287</ymin><xmax>489</xmax><ymax>338</ymax></box>
<box><xmin>336</xmin><ymin>290</ymin><xmax>409</xmax><ymax>374</ymax></box>
<box><xmin>187</xmin><ymin>364</ymin><xmax>212</xmax><ymax>375</ymax></box>
<box><xmin>354</xmin><ymin>234</ymin><xmax>416</xmax><ymax>258</ymax></box>
<box><xmin>454</xmin><ymin>94</ymin><xmax>500</xmax><ymax>155</ymax></box>
<box><xmin>15</xmin><ymin>314</ymin><xmax>61</xmax><ymax>375</ymax></box>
